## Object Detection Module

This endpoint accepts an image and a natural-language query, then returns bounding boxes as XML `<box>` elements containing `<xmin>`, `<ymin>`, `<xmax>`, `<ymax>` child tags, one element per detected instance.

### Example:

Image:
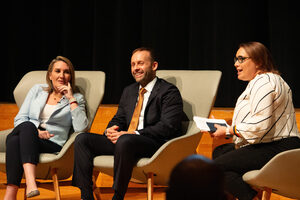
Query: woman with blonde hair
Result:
<box><xmin>4</xmin><ymin>56</ymin><xmax>88</xmax><ymax>199</ymax></box>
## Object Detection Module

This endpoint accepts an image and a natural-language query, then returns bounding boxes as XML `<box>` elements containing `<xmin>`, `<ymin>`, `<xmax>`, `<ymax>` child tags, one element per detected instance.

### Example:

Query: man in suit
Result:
<box><xmin>72</xmin><ymin>47</ymin><xmax>183</xmax><ymax>200</ymax></box>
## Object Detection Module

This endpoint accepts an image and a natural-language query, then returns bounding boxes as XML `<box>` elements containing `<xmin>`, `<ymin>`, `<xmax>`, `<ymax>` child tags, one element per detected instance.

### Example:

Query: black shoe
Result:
<box><xmin>81</xmin><ymin>188</ymin><xmax>95</xmax><ymax>200</ymax></box>
<box><xmin>112</xmin><ymin>191</ymin><xmax>124</xmax><ymax>200</ymax></box>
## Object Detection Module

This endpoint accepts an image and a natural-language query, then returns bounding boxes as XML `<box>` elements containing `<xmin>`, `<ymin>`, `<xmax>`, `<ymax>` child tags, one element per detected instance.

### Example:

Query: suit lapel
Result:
<box><xmin>34</xmin><ymin>90</ymin><xmax>48</xmax><ymax>119</ymax></box>
<box><xmin>56</xmin><ymin>96</ymin><xmax>69</xmax><ymax>110</ymax></box>
<box><xmin>146</xmin><ymin>78</ymin><xmax>161</xmax><ymax>108</ymax></box>
<box><xmin>127</xmin><ymin>79</ymin><xmax>161</xmax><ymax>118</ymax></box>
<box><xmin>40</xmin><ymin>93</ymin><xmax>69</xmax><ymax>116</ymax></box>
<box><xmin>128</xmin><ymin>83</ymin><xmax>140</xmax><ymax>116</ymax></box>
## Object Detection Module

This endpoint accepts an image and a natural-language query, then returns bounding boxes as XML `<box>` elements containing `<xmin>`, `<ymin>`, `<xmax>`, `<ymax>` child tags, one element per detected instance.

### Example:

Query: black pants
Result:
<box><xmin>212</xmin><ymin>137</ymin><xmax>300</xmax><ymax>200</ymax></box>
<box><xmin>72</xmin><ymin>133</ymin><xmax>161</xmax><ymax>200</ymax></box>
<box><xmin>6</xmin><ymin>121</ymin><xmax>62</xmax><ymax>186</ymax></box>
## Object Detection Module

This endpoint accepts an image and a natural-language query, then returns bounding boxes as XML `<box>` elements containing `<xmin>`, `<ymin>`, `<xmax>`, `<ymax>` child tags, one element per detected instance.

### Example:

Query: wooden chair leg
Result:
<box><xmin>51</xmin><ymin>168</ymin><xmax>61</xmax><ymax>200</ymax></box>
<box><xmin>24</xmin><ymin>187</ymin><xmax>27</xmax><ymax>200</ymax></box>
<box><xmin>147</xmin><ymin>172</ymin><xmax>154</xmax><ymax>200</ymax></box>
<box><xmin>262</xmin><ymin>187</ymin><xmax>272</xmax><ymax>200</ymax></box>
<box><xmin>93</xmin><ymin>170</ymin><xmax>102</xmax><ymax>200</ymax></box>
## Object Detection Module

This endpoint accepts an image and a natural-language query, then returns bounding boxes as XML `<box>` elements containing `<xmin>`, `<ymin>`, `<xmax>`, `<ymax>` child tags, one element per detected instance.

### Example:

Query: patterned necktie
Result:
<box><xmin>128</xmin><ymin>87</ymin><xmax>147</xmax><ymax>132</ymax></box>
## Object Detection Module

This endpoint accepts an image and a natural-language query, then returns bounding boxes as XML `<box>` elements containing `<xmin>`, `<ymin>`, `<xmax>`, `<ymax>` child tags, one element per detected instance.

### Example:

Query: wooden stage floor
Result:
<box><xmin>0</xmin><ymin>104</ymin><xmax>298</xmax><ymax>200</ymax></box>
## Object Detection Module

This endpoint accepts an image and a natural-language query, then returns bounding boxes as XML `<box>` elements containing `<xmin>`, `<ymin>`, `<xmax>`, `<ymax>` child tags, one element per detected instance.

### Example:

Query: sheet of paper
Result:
<box><xmin>193</xmin><ymin>116</ymin><xmax>229</xmax><ymax>132</ymax></box>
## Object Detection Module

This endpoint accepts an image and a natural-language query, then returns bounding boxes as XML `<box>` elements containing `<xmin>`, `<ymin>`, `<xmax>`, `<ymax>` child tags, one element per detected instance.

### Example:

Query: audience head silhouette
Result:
<box><xmin>166</xmin><ymin>154</ymin><xmax>226</xmax><ymax>200</ymax></box>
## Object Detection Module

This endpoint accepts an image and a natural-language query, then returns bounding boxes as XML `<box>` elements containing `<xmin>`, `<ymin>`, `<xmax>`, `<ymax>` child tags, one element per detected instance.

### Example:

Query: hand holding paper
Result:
<box><xmin>193</xmin><ymin>116</ymin><xmax>229</xmax><ymax>133</ymax></box>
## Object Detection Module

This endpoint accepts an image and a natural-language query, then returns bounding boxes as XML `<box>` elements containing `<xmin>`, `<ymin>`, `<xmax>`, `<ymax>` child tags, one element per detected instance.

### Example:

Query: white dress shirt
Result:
<box><xmin>39</xmin><ymin>104</ymin><xmax>56</xmax><ymax>129</ymax></box>
<box><xmin>135</xmin><ymin>77</ymin><xmax>157</xmax><ymax>134</ymax></box>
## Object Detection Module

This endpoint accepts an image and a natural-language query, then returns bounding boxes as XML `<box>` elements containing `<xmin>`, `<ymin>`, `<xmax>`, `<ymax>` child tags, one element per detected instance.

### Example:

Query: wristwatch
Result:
<box><xmin>225</xmin><ymin>126</ymin><xmax>232</xmax><ymax>139</ymax></box>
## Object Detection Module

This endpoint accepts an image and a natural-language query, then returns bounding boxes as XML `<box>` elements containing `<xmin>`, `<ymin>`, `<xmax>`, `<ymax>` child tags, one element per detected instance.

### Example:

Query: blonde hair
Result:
<box><xmin>45</xmin><ymin>56</ymin><xmax>75</xmax><ymax>93</ymax></box>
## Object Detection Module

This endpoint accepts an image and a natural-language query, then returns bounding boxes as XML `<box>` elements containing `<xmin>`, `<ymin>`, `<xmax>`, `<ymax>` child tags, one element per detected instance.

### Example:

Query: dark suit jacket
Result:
<box><xmin>107</xmin><ymin>77</ymin><xmax>183</xmax><ymax>144</ymax></box>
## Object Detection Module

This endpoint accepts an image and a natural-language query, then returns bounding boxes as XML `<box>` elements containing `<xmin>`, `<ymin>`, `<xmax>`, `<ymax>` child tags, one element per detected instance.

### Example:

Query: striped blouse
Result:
<box><xmin>232</xmin><ymin>73</ymin><xmax>300</xmax><ymax>147</ymax></box>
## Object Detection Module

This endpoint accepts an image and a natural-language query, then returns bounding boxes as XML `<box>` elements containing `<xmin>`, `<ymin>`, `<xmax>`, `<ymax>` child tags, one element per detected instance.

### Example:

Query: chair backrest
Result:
<box><xmin>156</xmin><ymin>70</ymin><xmax>222</xmax><ymax>120</ymax></box>
<box><xmin>13</xmin><ymin>70</ymin><xmax>105</xmax><ymax>129</ymax></box>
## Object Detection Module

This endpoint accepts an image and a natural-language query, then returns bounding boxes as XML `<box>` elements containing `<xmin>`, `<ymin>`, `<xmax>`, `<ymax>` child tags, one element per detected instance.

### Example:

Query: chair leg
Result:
<box><xmin>262</xmin><ymin>187</ymin><xmax>272</xmax><ymax>200</ymax></box>
<box><xmin>51</xmin><ymin>168</ymin><xmax>61</xmax><ymax>200</ymax></box>
<box><xmin>93</xmin><ymin>170</ymin><xmax>102</xmax><ymax>200</ymax></box>
<box><xmin>24</xmin><ymin>187</ymin><xmax>27</xmax><ymax>200</ymax></box>
<box><xmin>147</xmin><ymin>172</ymin><xmax>154</xmax><ymax>200</ymax></box>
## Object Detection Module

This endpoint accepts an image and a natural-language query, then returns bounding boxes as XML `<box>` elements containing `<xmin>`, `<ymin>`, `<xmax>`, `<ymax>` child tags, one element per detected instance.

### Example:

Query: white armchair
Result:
<box><xmin>0</xmin><ymin>70</ymin><xmax>106</xmax><ymax>200</ymax></box>
<box><xmin>93</xmin><ymin>70</ymin><xmax>222</xmax><ymax>200</ymax></box>
<box><xmin>242</xmin><ymin>148</ymin><xmax>300</xmax><ymax>200</ymax></box>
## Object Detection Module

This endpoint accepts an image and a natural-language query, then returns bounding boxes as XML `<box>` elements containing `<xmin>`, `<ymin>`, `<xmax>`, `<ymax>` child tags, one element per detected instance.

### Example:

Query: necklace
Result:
<box><xmin>51</xmin><ymin>93</ymin><xmax>62</xmax><ymax>102</ymax></box>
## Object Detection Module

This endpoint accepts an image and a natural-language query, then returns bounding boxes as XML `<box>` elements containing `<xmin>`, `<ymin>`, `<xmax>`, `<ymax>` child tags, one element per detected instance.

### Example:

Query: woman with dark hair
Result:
<box><xmin>211</xmin><ymin>42</ymin><xmax>300</xmax><ymax>200</ymax></box>
<box><xmin>166</xmin><ymin>154</ymin><xmax>227</xmax><ymax>200</ymax></box>
<box><xmin>4</xmin><ymin>56</ymin><xmax>88</xmax><ymax>199</ymax></box>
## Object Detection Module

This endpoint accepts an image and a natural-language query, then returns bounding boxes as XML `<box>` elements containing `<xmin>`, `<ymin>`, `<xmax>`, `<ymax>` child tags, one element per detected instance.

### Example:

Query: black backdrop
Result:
<box><xmin>3</xmin><ymin>0</ymin><xmax>300</xmax><ymax>107</ymax></box>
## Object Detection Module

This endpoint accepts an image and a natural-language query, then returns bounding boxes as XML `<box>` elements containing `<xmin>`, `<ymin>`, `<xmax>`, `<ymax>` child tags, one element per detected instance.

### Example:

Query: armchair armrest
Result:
<box><xmin>39</xmin><ymin>132</ymin><xmax>82</xmax><ymax>163</ymax></box>
<box><xmin>0</xmin><ymin>129</ymin><xmax>13</xmax><ymax>152</ymax></box>
<box><xmin>137</xmin><ymin>121</ymin><xmax>201</xmax><ymax>167</ymax></box>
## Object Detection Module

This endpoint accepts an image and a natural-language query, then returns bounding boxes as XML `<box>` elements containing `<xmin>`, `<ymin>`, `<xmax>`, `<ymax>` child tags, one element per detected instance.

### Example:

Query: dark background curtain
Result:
<box><xmin>2</xmin><ymin>0</ymin><xmax>300</xmax><ymax>107</ymax></box>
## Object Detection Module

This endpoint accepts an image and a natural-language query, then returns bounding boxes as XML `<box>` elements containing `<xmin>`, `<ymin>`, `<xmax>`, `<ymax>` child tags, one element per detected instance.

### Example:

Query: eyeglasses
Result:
<box><xmin>234</xmin><ymin>56</ymin><xmax>250</xmax><ymax>64</ymax></box>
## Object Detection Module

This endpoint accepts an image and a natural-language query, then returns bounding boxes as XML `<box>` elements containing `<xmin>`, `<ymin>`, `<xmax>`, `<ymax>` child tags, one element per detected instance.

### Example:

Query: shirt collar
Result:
<box><xmin>140</xmin><ymin>77</ymin><xmax>157</xmax><ymax>93</ymax></box>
